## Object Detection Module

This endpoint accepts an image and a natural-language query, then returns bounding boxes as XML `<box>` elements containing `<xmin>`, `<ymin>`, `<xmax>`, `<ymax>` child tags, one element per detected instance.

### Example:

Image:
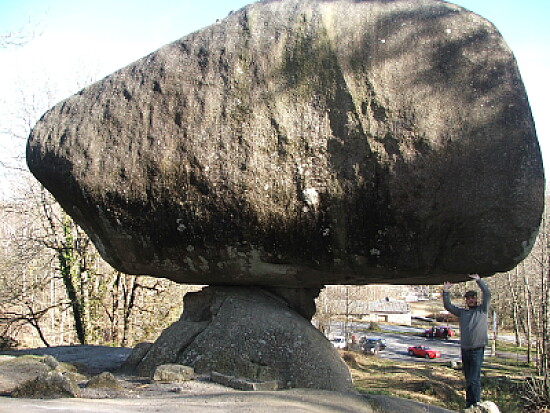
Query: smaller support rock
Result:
<box><xmin>153</xmin><ymin>364</ymin><xmax>195</xmax><ymax>383</ymax></box>
<box><xmin>11</xmin><ymin>371</ymin><xmax>80</xmax><ymax>398</ymax></box>
<box><xmin>86</xmin><ymin>372</ymin><xmax>124</xmax><ymax>391</ymax></box>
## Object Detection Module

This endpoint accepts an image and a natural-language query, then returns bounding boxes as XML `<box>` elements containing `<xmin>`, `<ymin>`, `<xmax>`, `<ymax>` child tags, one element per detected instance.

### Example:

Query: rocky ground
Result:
<box><xmin>0</xmin><ymin>345</ymin><xmax>457</xmax><ymax>413</ymax></box>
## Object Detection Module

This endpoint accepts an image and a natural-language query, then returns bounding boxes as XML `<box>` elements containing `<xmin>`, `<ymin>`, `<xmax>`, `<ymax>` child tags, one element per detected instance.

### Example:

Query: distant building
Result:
<box><xmin>364</xmin><ymin>297</ymin><xmax>411</xmax><ymax>325</ymax></box>
<box><xmin>328</xmin><ymin>297</ymin><xmax>412</xmax><ymax>326</ymax></box>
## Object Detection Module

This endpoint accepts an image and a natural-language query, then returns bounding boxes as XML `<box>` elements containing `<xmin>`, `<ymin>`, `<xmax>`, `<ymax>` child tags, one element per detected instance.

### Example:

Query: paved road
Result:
<box><xmin>361</xmin><ymin>332</ymin><xmax>461</xmax><ymax>363</ymax></box>
<box><xmin>353</xmin><ymin>331</ymin><xmax>528</xmax><ymax>363</ymax></box>
<box><xmin>333</xmin><ymin>322</ymin><xmax>526</xmax><ymax>362</ymax></box>
<box><xmin>380</xmin><ymin>324</ymin><xmax>427</xmax><ymax>334</ymax></box>
<box><xmin>327</xmin><ymin>322</ymin><xmax>461</xmax><ymax>362</ymax></box>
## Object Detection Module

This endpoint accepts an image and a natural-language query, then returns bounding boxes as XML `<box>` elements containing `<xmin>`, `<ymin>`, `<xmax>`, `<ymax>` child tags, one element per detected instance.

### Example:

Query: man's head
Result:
<box><xmin>464</xmin><ymin>290</ymin><xmax>478</xmax><ymax>308</ymax></box>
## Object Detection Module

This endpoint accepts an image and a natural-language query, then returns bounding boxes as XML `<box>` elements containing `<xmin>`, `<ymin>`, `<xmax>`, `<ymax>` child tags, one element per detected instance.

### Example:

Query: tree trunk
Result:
<box><xmin>524</xmin><ymin>270</ymin><xmax>533</xmax><ymax>364</ymax></box>
<box><xmin>58</xmin><ymin>215</ymin><xmax>87</xmax><ymax>344</ymax></box>
<box><xmin>122</xmin><ymin>275</ymin><xmax>139</xmax><ymax>347</ymax></box>
<box><xmin>507</xmin><ymin>269</ymin><xmax>523</xmax><ymax>347</ymax></box>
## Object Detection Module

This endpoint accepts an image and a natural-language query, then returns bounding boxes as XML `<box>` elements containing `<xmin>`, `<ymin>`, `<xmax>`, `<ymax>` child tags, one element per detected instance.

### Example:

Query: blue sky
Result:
<box><xmin>1</xmin><ymin>0</ymin><xmax>549</xmax><ymax>195</ymax></box>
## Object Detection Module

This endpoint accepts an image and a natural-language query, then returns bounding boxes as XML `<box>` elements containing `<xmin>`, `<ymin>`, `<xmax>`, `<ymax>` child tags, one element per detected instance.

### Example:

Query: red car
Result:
<box><xmin>424</xmin><ymin>326</ymin><xmax>455</xmax><ymax>339</ymax></box>
<box><xmin>408</xmin><ymin>345</ymin><xmax>441</xmax><ymax>359</ymax></box>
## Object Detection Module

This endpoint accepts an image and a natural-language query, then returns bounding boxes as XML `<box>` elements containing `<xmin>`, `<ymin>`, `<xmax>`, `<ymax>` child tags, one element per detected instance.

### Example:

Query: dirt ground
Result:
<box><xmin>0</xmin><ymin>345</ymin><xmax>457</xmax><ymax>413</ymax></box>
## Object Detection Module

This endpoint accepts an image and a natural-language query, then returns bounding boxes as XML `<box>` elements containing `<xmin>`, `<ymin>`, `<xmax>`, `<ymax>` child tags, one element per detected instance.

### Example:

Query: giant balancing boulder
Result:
<box><xmin>27</xmin><ymin>0</ymin><xmax>544</xmax><ymax>287</ymax></box>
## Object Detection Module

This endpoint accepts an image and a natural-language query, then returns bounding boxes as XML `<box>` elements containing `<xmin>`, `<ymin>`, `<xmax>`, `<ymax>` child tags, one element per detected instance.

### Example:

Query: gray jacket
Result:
<box><xmin>443</xmin><ymin>279</ymin><xmax>491</xmax><ymax>350</ymax></box>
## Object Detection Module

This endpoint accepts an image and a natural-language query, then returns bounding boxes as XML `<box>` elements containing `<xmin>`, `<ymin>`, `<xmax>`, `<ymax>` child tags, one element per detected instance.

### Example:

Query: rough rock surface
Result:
<box><xmin>11</xmin><ymin>371</ymin><xmax>81</xmax><ymax>398</ymax></box>
<box><xmin>463</xmin><ymin>401</ymin><xmax>501</xmax><ymax>413</ymax></box>
<box><xmin>122</xmin><ymin>286</ymin><xmax>355</xmax><ymax>393</ymax></box>
<box><xmin>210</xmin><ymin>371</ymin><xmax>281</xmax><ymax>391</ymax></box>
<box><xmin>153</xmin><ymin>364</ymin><xmax>195</xmax><ymax>383</ymax></box>
<box><xmin>85</xmin><ymin>371</ymin><xmax>124</xmax><ymax>391</ymax></box>
<box><xmin>27</xmin><ymin>0</ymin><xmax>544</xmax><ymax>287</ymax></box>
<box><xmin>0</xmin><ymin>356</ymin><xmax>51</xmax><ymax>395</ymax></box>
<box><xmin>2</xmin><ymin>345</ymin><xmax>132</xmax><ymax>375</ymax></box>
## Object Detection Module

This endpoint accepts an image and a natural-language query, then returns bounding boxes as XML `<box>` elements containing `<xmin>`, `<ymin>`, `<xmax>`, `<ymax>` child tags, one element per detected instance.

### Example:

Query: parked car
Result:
<box><xmin>361</xmin><ymin>338</ymin><xmax>387</xmax><ymax>355</ymax></box>
<box><xmin>408</xmin><ymin>345</ymin><xmax>441</xmax><ymax>359</ymax></box>
<box><xmin>330</xmin><ymin>336</ymin><xmax>347</xmax><ymax>349</ymax></box>
<box><xmin>424</xmin><ymin>326</ymin><xmax>455</xmax><ymax>339</ymax></box>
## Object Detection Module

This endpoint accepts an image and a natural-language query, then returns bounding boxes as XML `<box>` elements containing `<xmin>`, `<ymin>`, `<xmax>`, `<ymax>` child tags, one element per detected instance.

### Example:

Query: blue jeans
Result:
<box><xmin>461</xmin><ymin>347</ymin><xmax>485</xmax><ymax>407</ymax></box>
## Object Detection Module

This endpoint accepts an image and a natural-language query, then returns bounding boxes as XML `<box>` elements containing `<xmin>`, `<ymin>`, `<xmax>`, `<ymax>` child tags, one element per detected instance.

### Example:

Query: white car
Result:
<box><xmin>330</xmin><ymin>336</ymin><xmax>346</xmax><ymax>349</ymax></box>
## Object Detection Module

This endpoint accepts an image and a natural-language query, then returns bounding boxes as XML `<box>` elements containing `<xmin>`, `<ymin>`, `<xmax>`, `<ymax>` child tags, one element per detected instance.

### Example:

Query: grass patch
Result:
<box><xmin>342</xmin><ymin>350</ymin><xmax>534</xmax><ymax>412</ymax></box>
<box><xmin>491</xmin><ymin>340</ymin><xmax>532</xmax><ymax>355</ymax></box>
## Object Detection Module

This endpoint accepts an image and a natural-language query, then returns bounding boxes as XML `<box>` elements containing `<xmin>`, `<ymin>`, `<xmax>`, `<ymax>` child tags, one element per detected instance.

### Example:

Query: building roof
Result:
<box><xmin>368</xmin><ymin>297</ymin><xmax>410</xmax><ymax>314</ymax></box>
<box><xmin>329</xmin><ymin>297</ymin><xmax>410</xmax><ymax>315</ymax></box>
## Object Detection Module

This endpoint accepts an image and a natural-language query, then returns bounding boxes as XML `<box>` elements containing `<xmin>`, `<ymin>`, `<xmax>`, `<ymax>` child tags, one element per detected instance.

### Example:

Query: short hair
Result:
<box><xmin>464</xmin><ymin>290</ymin><xmax>478</xmax><ymax>298</ymax></box>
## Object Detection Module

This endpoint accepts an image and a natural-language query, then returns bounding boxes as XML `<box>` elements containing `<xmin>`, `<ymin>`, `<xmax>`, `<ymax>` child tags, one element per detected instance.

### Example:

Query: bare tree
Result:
<box><xmin>0</xmin><ymin>60</ymin><xmax>195</xmax><ymax>348</ymax></box>
<box><xmin>0</xmin><ymin>189</ymin><xmax>60</xmax><ymax>346</ymax></box>
<box><xmin>0</xmin><ymin>22</ymin><xmax>36</xmax><ymax>49</ymax></box>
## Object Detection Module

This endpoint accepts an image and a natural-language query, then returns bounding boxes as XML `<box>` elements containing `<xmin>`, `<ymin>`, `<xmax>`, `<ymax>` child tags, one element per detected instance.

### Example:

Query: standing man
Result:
<box><xmin>442</xmin><ymin>274</ymin><xmax>491</xmax><ymax>408</ymax></box>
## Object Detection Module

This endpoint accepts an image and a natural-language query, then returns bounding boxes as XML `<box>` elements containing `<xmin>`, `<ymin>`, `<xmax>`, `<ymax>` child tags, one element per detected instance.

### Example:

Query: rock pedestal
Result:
<box><xmin>122</xmin><ymin>286</ymin><xmax>355</xmax><ymax>393</ymax></box>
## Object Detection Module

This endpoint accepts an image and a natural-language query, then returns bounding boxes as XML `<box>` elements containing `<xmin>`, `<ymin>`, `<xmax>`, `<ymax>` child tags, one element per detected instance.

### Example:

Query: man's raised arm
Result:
<box><xmin>442</xmin><ymin>281</ymin><xmax>460</xmax><ymax>316</ymax></box>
